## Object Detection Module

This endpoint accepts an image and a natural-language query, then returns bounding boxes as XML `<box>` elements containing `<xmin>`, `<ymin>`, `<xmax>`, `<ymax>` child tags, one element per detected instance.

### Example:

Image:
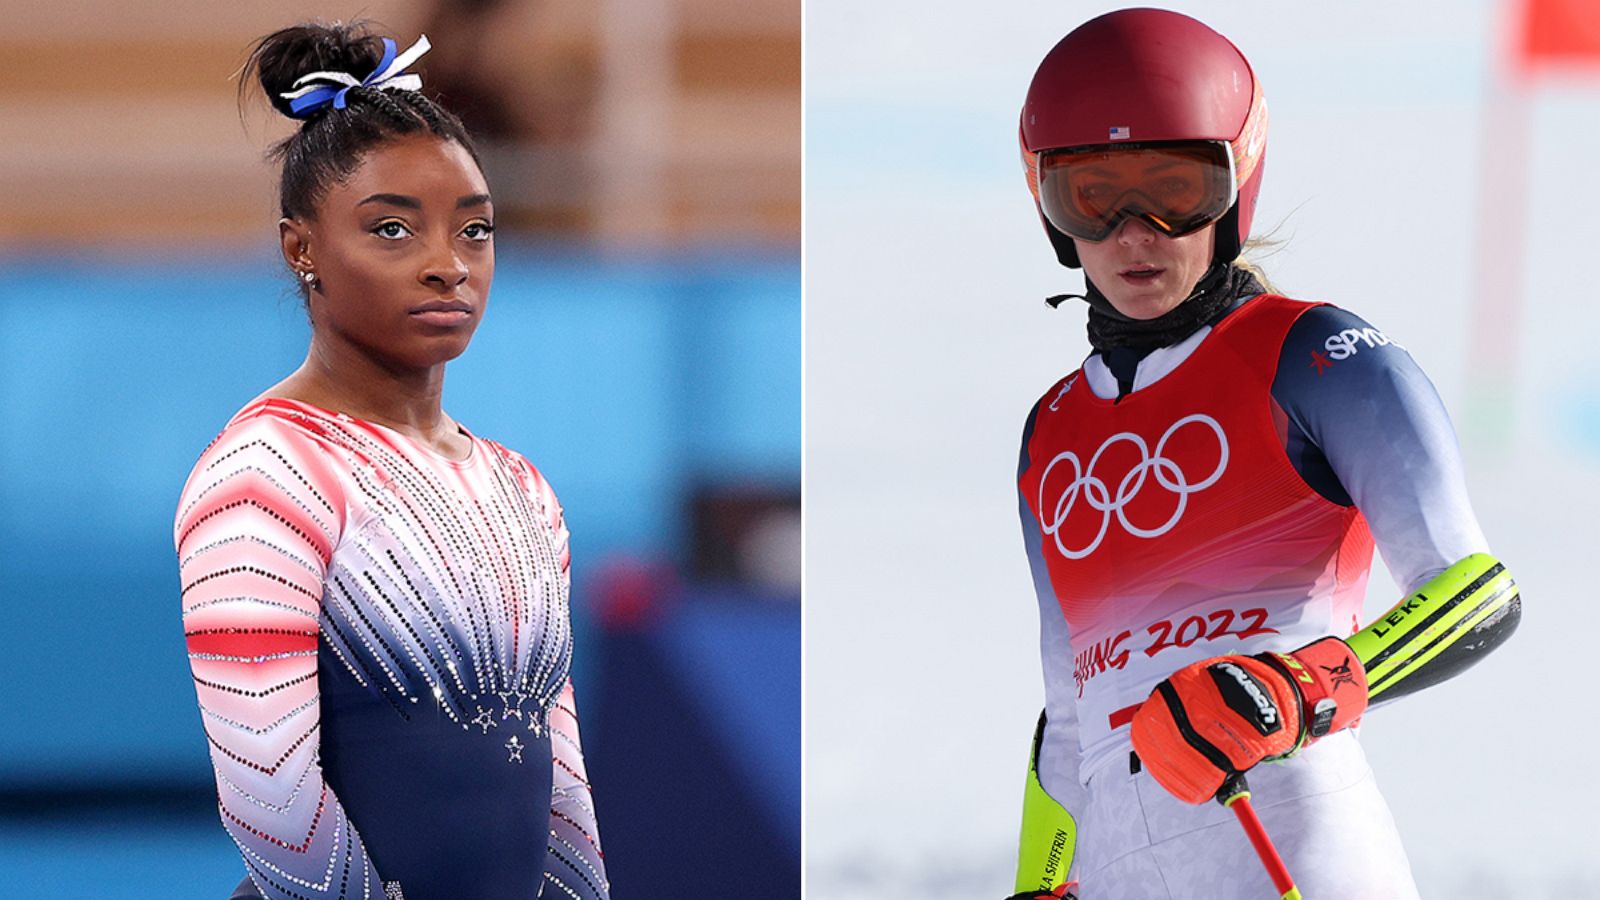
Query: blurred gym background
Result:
<box><xmin>0</xmin><ymin>1</ymin><xmax>798</xmax><ymax>897</ymax></box>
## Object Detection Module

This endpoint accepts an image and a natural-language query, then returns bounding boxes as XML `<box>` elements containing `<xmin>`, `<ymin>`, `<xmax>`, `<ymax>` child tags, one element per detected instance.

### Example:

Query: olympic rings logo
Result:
<box><xmin>1037</xmin><ymin>414</ymin><xmax>1228</xmax><ymax>560</ymax></box>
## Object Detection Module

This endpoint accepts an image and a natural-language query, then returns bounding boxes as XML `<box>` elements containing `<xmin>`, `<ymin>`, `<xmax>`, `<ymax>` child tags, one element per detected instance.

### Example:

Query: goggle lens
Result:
<box><xmin>1037</xmin><ymin>142</ymin><xmax>1236</xmax><ymax>242</ymax></box>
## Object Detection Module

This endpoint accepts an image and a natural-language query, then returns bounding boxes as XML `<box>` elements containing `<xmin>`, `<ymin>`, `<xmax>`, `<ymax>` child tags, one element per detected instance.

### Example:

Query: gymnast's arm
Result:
<box><xmin>544</xmin><ymin>680</ymin><xmax>610</xmax><ymax>899</ymax></box>
<box><xmin>176</xmin><ymin>415</ymin><xmax>384</xmax><ymax>899</ymax></box>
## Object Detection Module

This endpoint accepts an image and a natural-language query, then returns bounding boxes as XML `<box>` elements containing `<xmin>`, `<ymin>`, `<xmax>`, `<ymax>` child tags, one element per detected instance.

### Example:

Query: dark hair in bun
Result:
<box><xmin>240</xmin><ymin>20</ymin><xmax>480</xmax><ymax>221</ymax></box>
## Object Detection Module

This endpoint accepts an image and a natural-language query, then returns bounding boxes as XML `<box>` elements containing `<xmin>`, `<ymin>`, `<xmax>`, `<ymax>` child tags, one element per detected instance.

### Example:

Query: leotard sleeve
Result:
<box><xmin>545</xmin><ymin>680</ymin><xmax>610</xmax><ymax>899</ymax></box>
<box><xmin>522</xmin><ymin>465</ymin><xmax>610</xmax><ymax>900</ymax></box>
<box><xmin>176</xmin><ymin>415</ymin><xmax>385</xmax><ymax>899</ymax></box>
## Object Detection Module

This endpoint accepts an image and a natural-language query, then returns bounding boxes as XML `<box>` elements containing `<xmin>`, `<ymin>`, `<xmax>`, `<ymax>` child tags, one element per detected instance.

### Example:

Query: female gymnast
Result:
<box><xmin>175</xmin><ymin>22</ymin><xmax>608</xmax><ymax>899</ymax></box>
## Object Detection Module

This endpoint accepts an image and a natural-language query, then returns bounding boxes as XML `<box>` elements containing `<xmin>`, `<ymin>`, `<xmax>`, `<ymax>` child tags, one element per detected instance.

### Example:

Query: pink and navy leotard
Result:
<box><xmin>176</xmin><ymin>398</ymin><xmax>609</xmax><ymax>900</ymax></box>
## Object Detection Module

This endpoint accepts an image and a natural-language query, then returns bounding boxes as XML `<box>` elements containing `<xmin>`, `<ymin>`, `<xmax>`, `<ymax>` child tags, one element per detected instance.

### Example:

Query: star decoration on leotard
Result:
<box><xmin>505</xmin><ymin>734</ymin><xmax>525</xmax><ymax>764</ymax></box>
<box><xmin>496</xmin><ymin>688</ymin><xmax>525</xmax><ymax>720</ymax></box>
<box><xmin>471</xmin><ymin>705</ymin><xmax>498</xmax><ymax>733</ymax></box>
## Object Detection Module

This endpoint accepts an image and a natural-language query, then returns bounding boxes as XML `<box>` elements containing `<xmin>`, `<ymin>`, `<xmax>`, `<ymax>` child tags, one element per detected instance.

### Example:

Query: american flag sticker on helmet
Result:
<box><xmin>1109</xmin><ymin>126</ymin><xmax>1131</xmax><ymax>140</ymax></box>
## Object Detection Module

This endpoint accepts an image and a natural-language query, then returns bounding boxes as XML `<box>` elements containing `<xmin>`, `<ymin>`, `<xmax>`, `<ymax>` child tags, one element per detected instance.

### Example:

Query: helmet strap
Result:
<box><xmin>1047</xmin><ymin>221</ymin><xmax>1081</xmax><ymax>268</ymax></box>
<box><xmin>1212</xmin><ymin>202</ymin><xmax>1244</xmax><ymax>265</ymax></box>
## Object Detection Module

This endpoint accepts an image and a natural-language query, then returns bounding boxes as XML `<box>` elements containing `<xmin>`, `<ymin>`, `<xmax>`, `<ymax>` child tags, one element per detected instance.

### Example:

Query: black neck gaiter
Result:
<box><xmin>1050</xmin><ymin>263</ymin><xmax>1266</xmax><ymax>353</ymax></box>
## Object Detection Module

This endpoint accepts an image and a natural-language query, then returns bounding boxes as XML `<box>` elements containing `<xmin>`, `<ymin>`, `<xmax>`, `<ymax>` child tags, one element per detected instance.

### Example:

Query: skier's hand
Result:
<box><xmin>1129</xmin><ymin>636</ymin><xmax>1368</xmax><ymax>804</ymax></box>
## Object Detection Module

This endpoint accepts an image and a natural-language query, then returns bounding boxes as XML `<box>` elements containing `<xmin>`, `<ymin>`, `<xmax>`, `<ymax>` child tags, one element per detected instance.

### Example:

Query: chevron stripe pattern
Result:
<box><xmin>545</xmin><ymin>682</ymin><xmax>608</xmax><ymax>899</ymax></box>
<box><xmin>177</xmin><ymin>398</ymin><xmax>608</xmax><ymax>899</ymax></box>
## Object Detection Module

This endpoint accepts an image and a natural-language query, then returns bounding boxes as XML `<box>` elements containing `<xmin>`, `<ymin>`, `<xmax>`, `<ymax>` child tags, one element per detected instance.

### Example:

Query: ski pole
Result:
<box><xmin>1215</xmin><ymin>773</ymin><xmax>1301</xmax><ymax>900</ymax></box>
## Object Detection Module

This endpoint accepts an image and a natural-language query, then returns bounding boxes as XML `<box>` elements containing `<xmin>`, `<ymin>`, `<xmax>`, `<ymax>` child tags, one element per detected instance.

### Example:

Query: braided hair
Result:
<box><xmin>241</xmin><ymin>21</ymin><xmax>481</xmax><ymax>222</ymax></box>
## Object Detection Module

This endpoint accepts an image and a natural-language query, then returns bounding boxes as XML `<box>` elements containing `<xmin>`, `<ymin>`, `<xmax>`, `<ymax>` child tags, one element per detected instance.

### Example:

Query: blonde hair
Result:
<box><xmin>1232</xmin><ymin>233</ymin><xmax>1286</xmax><ymax>295</ymax></box>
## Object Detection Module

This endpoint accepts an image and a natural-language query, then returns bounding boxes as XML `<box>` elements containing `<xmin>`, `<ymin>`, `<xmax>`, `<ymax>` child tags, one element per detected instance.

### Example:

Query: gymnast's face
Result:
<box><xmin>283</xmin><ymin>134</ymin><xmax>495</xmax><ymax>372</ymax></box>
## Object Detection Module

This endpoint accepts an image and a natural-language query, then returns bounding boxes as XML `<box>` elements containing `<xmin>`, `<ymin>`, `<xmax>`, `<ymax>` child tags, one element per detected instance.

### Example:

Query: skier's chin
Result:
<box><xmin>1103</xmin><ymin>285</ymin><xmax>1188</xmax><ymax>320</ymax></box>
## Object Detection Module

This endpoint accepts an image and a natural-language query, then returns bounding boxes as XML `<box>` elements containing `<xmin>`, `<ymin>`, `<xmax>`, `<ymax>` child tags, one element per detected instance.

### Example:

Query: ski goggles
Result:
<box><xmin>1035</xmin><ymin>141</ymin><xmax>1237</xmax><ymax>242</ymax></box>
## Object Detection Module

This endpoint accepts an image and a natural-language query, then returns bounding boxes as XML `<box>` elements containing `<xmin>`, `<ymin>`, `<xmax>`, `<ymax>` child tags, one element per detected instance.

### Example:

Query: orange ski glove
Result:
<box><xmin>1129</xmin><ymin>636</ymin><xmax>1368</xmax><ymax>804</ymax></box>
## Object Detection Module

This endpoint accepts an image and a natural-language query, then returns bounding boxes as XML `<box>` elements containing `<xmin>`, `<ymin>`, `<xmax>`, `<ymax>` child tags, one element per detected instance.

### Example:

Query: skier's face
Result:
<box><xmin>1073</xmin><ymin>219</ymin><xmax>1214</xmax><ymax>321</ymax></box>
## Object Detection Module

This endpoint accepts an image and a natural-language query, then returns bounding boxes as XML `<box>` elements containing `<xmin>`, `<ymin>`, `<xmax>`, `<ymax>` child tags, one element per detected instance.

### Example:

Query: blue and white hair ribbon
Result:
<box><xmin>280</xmin><ymin>35</ymin><xmax>432</xmax><ymax>117</ymax></box>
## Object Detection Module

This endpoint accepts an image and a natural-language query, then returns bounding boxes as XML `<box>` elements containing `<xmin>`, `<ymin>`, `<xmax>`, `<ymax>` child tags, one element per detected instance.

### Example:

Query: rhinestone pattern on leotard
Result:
<box><xmin>177</xmin><ymin>399</ymin><xmax>608</xmax><ymax>899</ymax></box>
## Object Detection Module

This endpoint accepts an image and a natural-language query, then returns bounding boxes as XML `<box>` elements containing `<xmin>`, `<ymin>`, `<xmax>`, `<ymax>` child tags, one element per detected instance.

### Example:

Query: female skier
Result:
<box><xmin>1006</xmin><ymin>9</ymin><xmax>1520</xmax><ymax>899</ymax></box>
<box><xmin>175</xmin><ymin>23</ymin><xmax>608</xmax><ymax>900</ymax></box>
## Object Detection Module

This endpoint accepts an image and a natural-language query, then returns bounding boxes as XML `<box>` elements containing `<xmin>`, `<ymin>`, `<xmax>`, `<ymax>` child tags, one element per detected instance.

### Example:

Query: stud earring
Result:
<box><xmin>301</xmin><ymin>271</ymin><xmax>317</xmax><ymax>287</ymax></box>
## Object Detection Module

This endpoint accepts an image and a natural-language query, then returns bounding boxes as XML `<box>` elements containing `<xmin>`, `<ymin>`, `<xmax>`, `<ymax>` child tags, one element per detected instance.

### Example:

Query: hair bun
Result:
<box><xmin>243</xmin><ymin>22</ymin><xmax>386</xmax><ymax>119</ymax></box>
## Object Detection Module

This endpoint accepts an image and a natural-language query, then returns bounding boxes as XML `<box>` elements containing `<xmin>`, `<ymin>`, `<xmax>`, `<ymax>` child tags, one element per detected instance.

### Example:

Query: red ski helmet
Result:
<box><xmin>1020</xmin><ymin>8</ymin><xmax>1268</xmax><ymax>268</ymax></box>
